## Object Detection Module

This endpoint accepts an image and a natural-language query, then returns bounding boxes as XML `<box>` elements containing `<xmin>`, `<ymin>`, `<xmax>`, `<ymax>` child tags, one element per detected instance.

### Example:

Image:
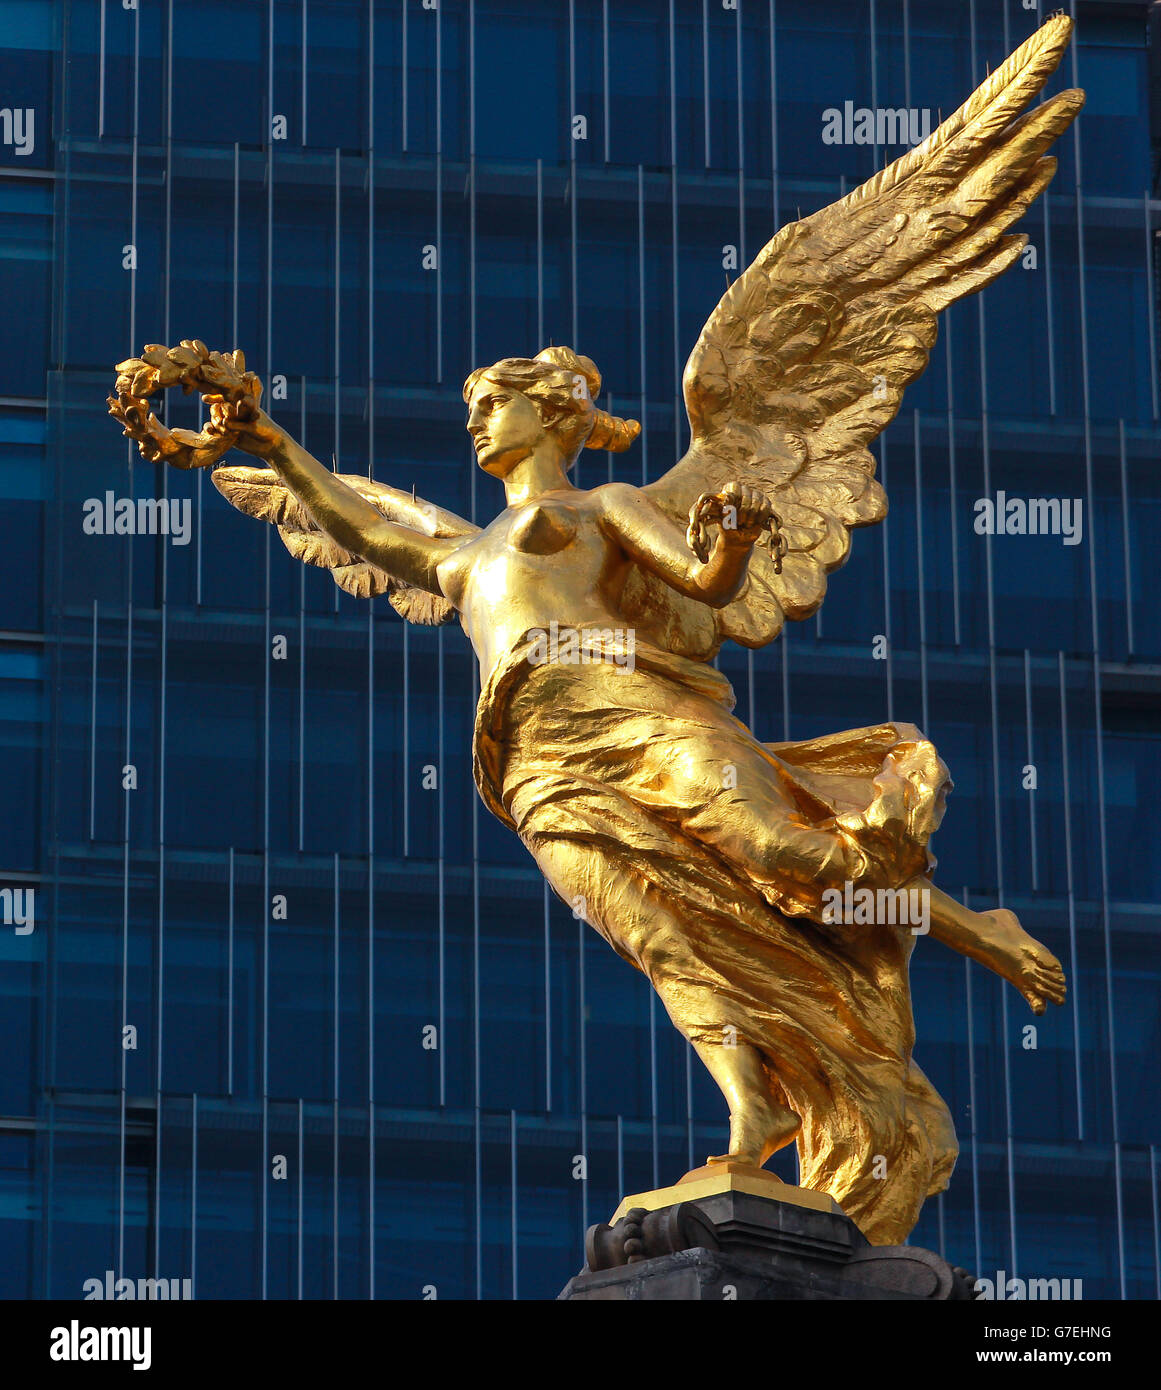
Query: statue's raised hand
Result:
<box><xmin>687</xmin><ymin>483</ymin><xmax>786</xmax><ymax>572</ymax></box>
<box><xmin>106</xmin><ymin>340</ymin><xmax>279</xmax><ymax>469</ymax></box>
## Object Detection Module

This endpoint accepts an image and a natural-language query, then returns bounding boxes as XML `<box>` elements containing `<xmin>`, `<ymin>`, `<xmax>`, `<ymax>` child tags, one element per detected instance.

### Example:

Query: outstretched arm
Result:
<box><xmin>598</xmin><ymin>480</ymin><xmax>773</xmax><ymax>608</ymax></box>
<box><xmin>231</xmin><ymin>410</ymin><xmax>462</xmax><ymax>595</ymax></box>
<box><xmin>168</xmin><ymin>391</ymin><xmax>458</xmax><ymax>603</ymax></box>
<box><xmin>108</xmin><ymin>343</ymin><xmax>465</xmax><ymax>598</ymax></box>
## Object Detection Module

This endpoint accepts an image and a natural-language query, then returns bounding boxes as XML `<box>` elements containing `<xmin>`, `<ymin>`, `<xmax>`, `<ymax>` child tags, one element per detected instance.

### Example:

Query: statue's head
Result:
<box><xmin>462</xmin><ymin>346</ymin><xmax>639</xmax><ymax>477</ymax></box>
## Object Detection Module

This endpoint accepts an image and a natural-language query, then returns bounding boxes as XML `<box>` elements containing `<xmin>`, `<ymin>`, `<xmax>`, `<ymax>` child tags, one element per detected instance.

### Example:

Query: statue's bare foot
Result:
<box><xmin>978</xmin><ymin>908</ymin><xmax>1066</xmax><ymax>1014</ymax></box>
<box><xmin>708</xmin><ymin>1096</ymin><xmax>801</xmax><ymax>1168</ymax></box>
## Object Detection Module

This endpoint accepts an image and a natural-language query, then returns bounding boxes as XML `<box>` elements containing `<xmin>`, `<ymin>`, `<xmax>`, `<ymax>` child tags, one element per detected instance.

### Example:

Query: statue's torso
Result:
<box><xmin>436</xmin><ymin>485</ymin><xmax>632</xmax><ymax>684</ymax></box>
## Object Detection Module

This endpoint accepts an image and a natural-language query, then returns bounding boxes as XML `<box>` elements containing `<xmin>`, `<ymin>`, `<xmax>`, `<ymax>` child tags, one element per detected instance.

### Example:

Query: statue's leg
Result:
<box><xmin>919</xmin><ymin>879</ymin><xmax>1066</xmax><ymax>1014</ymax></box>
<box><xmin>690</xmin><ymin>1038</ymin><xmax>801</xmax><ymax>1168</ymax></box>
<box><xmin>677</xmin><ymin>753</ymin><xmax>866</xmax><ymax>903</ymax></box>
<box><xmin>513</xmin><ymin>824</ymin><xmax>802</xmax><ymax>1171</ymax></box>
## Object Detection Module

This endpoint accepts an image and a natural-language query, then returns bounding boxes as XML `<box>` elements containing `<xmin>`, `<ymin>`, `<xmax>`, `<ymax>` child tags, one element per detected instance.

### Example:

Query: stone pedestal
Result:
<box><xmin>558</xmin><ymin>1163</ymin><xmax>976</xmax><ymax>1301</ymax></box>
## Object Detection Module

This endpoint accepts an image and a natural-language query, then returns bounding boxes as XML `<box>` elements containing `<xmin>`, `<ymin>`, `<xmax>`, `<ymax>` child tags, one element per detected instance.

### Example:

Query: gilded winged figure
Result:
<box><xmin>108</xmin><ymin>17</ymin><xmax>1082</xmax><ymax>1242</ymax></box>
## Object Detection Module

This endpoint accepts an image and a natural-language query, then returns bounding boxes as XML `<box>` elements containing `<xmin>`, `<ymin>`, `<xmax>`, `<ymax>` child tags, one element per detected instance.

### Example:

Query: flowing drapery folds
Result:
<box><xmin>474</xmin><ymin>631</ymin><xmax>957</xmax><ymax>1243</ymax></box>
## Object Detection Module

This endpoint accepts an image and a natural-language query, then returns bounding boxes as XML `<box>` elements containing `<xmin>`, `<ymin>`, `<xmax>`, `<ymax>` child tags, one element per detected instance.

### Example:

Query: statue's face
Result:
<box><xmin>466</xmin><ymin>374</ymin><xmax>548</xmax><ymax>477</ymax></box>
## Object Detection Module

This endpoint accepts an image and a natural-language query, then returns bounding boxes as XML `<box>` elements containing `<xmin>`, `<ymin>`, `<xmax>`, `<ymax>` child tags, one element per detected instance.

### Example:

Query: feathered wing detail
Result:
<box><xmin>624</xmin><ymin>14</ymin><xmax>1082</xmax><ymax>661</ymax></box>
<box><xmin>211</xmin><ymin>466</ymin><xmax>479</xmax><ymax>625</ymax></box>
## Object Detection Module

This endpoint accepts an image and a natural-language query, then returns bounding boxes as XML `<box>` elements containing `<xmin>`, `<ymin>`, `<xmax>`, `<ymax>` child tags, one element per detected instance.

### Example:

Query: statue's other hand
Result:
<box><xmin>717</xmin><ymin>482</ymin><xmax>777</xmax><ymax>546</ymax></box>
<box><xmin>686</xmin><ymin>484</ymin><xmax>782</xmax><ymax>564</ymax></box>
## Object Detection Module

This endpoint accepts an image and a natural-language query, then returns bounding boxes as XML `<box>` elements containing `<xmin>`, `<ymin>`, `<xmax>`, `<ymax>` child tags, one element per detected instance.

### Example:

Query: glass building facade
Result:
<box><xmin>0</xmin><ymin>0</ymin><xmax>1158</xmax><ymax>1300</ymax></box>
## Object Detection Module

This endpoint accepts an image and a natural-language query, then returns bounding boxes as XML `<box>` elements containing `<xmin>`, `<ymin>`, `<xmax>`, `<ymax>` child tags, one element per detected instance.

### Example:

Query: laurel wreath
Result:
<box><xmin>106</xmin><ymin>339</ymin><xmax>263</xmax><ymax>470</ymax></box>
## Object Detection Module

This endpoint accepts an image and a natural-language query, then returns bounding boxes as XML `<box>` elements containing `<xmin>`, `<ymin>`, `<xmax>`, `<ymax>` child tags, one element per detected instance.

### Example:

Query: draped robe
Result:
<box><xmin>472</xmin><ymin>627</ymin><xmax>958</xmax><ymax>1243</ymax></box>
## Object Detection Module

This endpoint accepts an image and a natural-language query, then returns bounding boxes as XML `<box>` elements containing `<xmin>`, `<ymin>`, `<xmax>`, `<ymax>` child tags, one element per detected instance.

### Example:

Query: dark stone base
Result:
<box><xmin>558</xmin><ymin>1188</ymin><xmax>976</xmax><ymax>1301</ymax></box>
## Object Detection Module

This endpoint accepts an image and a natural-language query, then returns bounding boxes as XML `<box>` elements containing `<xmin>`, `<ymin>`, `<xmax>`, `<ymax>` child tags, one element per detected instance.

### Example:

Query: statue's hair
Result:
<box><xmin>462</xmin><ymin>346</ymin><xmax>640</xmax><ymax>460</ymax></box>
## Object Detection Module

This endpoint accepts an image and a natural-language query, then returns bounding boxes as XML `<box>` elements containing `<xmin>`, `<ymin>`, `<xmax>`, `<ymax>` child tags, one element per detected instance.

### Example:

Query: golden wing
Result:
<box><xmin>625</xmin><ymin>13</ymin><xmax>1082</xmax><ymax>662</ymax></box>
<box><xmin>211</xmin><ymin>466</ymin><xmax>478</xmax><ymax>625</ymax></box>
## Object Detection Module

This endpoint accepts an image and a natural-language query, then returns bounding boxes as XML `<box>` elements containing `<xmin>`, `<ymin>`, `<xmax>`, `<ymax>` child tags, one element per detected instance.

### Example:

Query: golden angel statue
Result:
<box><xmin>107</xmin><ymin>17</ymin><xmax>1081</xmax><ymax>1244</ymax></box>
